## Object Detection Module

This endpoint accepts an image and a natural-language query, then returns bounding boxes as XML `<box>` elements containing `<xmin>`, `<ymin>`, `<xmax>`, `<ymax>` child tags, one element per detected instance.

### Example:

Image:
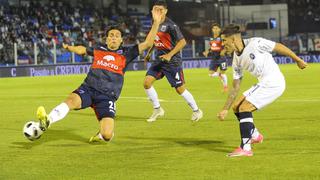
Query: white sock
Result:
<box><xmin>48</xmin><ymin>103</ymin><xmax>70</xmax><ymax>124</ymax></box>
<box><xmin>145</xmin><ymin>86</ymin><xmax>160</xmax><ymax>109</ymax></box>
<box><xmin>209</xmin><ymin>72</ymin><xmax>219</xmax><ymax>77</ymax></box>
<box><xmin>243</xmin><ymin>142</ymin><xmax>252</xmax><ymax>151</ymax></box>
<box><xmin>220</xmin><ymin>74</ymin><xmax>228</xmax><ymax>87</ymax></box>
<box><xmin>251</xmin><ymin>128</ymin><xmax>260</xmax><ymax>139</ymax></box>
<box><xmin>181</xmin><ymin>90</ymin><xmax>199</xmax><ymax>111</ymax></box>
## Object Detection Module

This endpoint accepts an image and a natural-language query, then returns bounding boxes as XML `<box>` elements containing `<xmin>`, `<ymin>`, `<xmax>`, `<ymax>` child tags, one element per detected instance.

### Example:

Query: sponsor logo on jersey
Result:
<box><xmin>96</xmin><ymin>60</ymin><xmax>119</xmax><ymax>70</ymax></box>
<box><xmin>210</xmin><ymin>40</ymin><xmax>223</xmax><ymax>51</ymax></box>
<box><xmin>92</xmin><ymin>50</ymin><xmax>126</xmax><ymax>75</ymax></box>
<box><xmin>154</xmin><ymin>32</ymin><xmax>172</xmax><ymax>50</ymax></box>
<box><xmin>103</xmin><ymin>55</ymin><xmax>115</xmax><ymax>62</ymax></box>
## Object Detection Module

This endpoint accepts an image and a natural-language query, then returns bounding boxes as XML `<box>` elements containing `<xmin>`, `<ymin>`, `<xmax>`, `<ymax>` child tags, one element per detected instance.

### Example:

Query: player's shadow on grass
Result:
<box><xmin>123</xmin><ymin>136</ymin><xmax>232</xmax><ymax>153</ymax></box>
<box><xmin>10</xmin><ymin>129</ymin><xmax>88</xmax><ymax>150</ymax></box>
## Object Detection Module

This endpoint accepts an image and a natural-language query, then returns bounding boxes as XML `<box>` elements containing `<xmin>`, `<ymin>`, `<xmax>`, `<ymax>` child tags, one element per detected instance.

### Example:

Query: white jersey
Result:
<box><xmin>232</xmin><ymin>37</ymin><xmax>283</xmax><ymax>82</ymax></box>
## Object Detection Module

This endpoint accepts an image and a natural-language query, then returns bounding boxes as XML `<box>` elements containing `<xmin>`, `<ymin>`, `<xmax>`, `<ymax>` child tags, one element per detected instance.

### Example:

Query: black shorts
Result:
<box><xmin>146</xmin><ymin>62</ymin><xmax>185</xmax><ymax>88</ymax></box>
<box><xmin>209</xmin><ymin>59</ymin><xmax>228</xmax><ymax>71</ymax></box>
<box><xmin>73</xmin><ymin>84</ymin><xmax>116</xmax><ymax>120</ymax></box>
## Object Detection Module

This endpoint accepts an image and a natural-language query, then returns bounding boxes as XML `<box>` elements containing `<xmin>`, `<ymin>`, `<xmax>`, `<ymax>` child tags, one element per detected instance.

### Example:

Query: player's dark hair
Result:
<box><xmin>211</xmin><ymin>23</ymin><xmax>221</xmax><ymax>29</ymax></box>
<box><xmin>105</xmin><ymin>25</ymin><xmax>124</xmax><ymax>37</ymax></box>
<box><xmin>153</xmin><ymin>0</ymin><xmax>167</xmax><ymax>8</ymax></box>
<box><xmin>221</xmin><ymin>24</ymin><xmax>241</xmax><ymax>37</ymax></box>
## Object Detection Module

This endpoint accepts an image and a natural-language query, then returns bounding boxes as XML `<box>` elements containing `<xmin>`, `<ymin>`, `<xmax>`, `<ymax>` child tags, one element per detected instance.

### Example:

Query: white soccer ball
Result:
<box><xmin>23</xmin><ymin>121</ymin><xmax>43</xmax><ymax>141</ymax></box>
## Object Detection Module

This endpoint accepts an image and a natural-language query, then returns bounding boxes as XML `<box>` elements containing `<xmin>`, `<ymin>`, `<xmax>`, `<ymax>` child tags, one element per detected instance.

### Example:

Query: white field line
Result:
<box><xmin>0</xmin><ymin>95</ymin><xmax>319</xmax><ymax>103</ymax></box>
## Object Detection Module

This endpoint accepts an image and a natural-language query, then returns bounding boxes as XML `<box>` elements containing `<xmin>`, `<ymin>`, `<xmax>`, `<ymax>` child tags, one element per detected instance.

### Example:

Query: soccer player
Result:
<box><xmin>217</xmin><ymin>24</ymin><xmax>307</xmax><ymax>157</ymax></box>
<box><xmin>203</xmin><ymin>23</ymin><xmax>228</xmax><ymax>92</ymax></box>
<box><xmin>143</xmin><ymin>0</ymin><xmax>203</xmax><ymax>122</ymax></box>
<box><xmin>34</xmin><ymin>9</ymin><xmax>163</xmax><ymax>143</ymax></box>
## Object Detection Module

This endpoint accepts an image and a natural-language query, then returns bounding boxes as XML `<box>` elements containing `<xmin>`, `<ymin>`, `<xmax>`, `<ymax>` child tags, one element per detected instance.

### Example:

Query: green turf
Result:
<box><xmin>0</xmin><ymin>64</ymin><xmax>319</xmax><ymax>179</ymax></box>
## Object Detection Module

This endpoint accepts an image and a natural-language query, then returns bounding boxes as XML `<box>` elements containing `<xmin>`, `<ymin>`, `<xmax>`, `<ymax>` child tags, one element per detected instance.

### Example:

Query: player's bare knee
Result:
<box><xmin>100</xmin><ymin>131</ymin><xmax>114</xmax><ymax>141</ymax></box>
<box><xmin>143</xmin><ymin>80</ymin><xmax>152</xmax><ymax>89</ymax></box>
<box><xmin>175</xmin><ymin>86</ymin><xmax>185</xmax><ymax>95</ymax></box>
<box><xmin>64</xmin><ymin>94</ymin><xmax>81</xmax><ymax>110</ymax></box>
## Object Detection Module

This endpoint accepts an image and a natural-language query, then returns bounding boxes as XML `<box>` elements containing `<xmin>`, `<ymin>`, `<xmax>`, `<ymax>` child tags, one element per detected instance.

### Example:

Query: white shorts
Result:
<box><xmin>243</xmin><ymin>76</ymin><xmax>286</xmax><ymax>109</ymax></box>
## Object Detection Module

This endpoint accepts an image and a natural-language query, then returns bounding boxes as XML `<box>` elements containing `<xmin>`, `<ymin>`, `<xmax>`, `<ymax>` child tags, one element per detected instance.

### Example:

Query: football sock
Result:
<box><xmin>220</xmin><ymin>73</ymin><xmax>228</xmax><ymax>87</ymax></box>
<box><xmin>239</xmin><ymin>112</ymin><xmax>255</xmax><ymax>151</ymax></box>
<box><xmin>181</xmin><ymin>90</ymin><xmax>199</xmax><ymax>111</ymax></box>
<box><xmin>145</xmin><ymin>86</ymin><xmax>160</xmax><ymax>109</ymax></box>
<box><xmin>48</xmin><ymin>103</ymin><xmax>70</xmax><ymax>124</ymax></box>
<box><xmin>209</xmin><ymin>72</ymin><xmax>219</xmax><ymax>77</ymax></box>
<box><xmin>251</xmin><ymin>128</ymin><xmax>260</xmax><ymax>139</ymax></box>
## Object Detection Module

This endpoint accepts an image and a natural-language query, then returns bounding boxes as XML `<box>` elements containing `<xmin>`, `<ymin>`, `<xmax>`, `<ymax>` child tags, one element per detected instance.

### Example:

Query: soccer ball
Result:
<box><xmin>23</xmin><ymin>121</ymin><xmax>43</xmax><ymax>141</ymax></box>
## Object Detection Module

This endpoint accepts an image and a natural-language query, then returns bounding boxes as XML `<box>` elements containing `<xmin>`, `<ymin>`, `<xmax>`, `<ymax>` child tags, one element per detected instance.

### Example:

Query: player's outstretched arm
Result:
<box><xmin>63</xmin><ymin>43</ymin><xmax>87</xmax><ymax>55</ymax></box>
<box><xmin>273</xmin><ymin>43</ymin><xmax>308</xmax><ymax>69</ymax></box>
<box><xmin>217</xmin><ymin>78</ymin><xmax>241</xmax><ymax>121</ymax></box>
<box><xmin>138</xmin><ymin>9</ymin><xmax>162</xmax><ymax>54</ymax></box>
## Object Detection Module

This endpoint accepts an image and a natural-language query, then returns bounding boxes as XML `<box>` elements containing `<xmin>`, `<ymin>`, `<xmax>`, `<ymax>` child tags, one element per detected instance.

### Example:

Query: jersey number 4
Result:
<box><xmin>175</xmin><ymin>72</ymin><xmax>180</xmax><ymax>80</ymax></box>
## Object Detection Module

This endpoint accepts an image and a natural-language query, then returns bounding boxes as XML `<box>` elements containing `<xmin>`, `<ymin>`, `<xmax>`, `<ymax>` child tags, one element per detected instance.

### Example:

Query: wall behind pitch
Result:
<box><xmin>1</xmin><ymin>54</ymin><xmax>319</xmax><ymax>78</ymax></box>
<box><xmin>226</xmin><ymin>4</ymin><xmax>288</xmax><ymax>42</ymax></box>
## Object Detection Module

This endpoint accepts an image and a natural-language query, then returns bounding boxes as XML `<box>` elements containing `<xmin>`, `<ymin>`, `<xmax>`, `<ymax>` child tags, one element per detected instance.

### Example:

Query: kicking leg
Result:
<box><xmin>37</xmin><ymin>93</ymin><xmax>81</xmax><ymax>131</ymax></box>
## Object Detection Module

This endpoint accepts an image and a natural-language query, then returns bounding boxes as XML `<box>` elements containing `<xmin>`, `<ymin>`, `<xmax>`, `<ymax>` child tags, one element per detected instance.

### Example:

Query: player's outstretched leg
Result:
<box><xmin>37</xmin><ymin>102</ymin><xmax>70</xmax><ymax>131</ymax></box>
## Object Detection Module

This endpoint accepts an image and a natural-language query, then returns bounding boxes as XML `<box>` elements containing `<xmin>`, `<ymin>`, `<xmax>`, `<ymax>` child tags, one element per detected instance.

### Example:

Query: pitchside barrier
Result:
<box><xmin>0</xmin><ymin>54</ymin><xmax>319</xmax><ymax>78</ymax></box>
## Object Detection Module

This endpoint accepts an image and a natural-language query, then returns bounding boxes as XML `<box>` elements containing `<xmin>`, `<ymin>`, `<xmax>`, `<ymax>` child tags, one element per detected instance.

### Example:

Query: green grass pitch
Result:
<box><xmin>0</xmin><ymin>64</ymin><xmax>319</xmax><ymax>179</ymax></box>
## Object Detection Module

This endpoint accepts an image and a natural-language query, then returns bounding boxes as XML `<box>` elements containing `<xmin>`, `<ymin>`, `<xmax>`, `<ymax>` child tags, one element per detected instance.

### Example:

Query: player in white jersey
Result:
<box><xmin>217</xmin><ymin>24</ymin><xmax>307</xmax><ymax>157</ymax></box>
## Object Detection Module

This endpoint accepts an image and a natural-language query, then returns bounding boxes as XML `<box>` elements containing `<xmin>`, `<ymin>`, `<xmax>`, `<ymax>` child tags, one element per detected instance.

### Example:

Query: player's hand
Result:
<box><xmin>217</xmin><ymin>110</ymin><xmax>228</xmax><ymax>121</ymax></box>
<box><xmin>203</xmin><ymin>51</ymin><xmax>208</xmax><ymax>57</ymax></box>
<box><xmin>62</xmin><ymin>43</ymin><xmax>69</xmax><ymax>50</ymax></box>
<box><xmin>297</xmin><ymin>59</ymin><xmax>308</xmax><ymax>69</ymax></box>
<box><xmin>152</xmin><ymin>8</ymin><xmax>162</xmax><ymax>24</ymax></box>
<box><xmin>159</xmin><ymin>54</ymin><xmax>172</xmax><ymax>62</ymax></box>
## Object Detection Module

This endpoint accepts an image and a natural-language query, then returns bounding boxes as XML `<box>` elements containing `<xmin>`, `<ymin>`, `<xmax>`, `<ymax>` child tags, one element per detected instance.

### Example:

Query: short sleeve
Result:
<box><xmin>172</xmin><ymin>24</ymin><xmax>184</xmax><ymax>41</ymax></box>
<box><xmin>257</xmin><ymin>38</ymin><xmax>276</xmax><ymax>53</ymax></box>
<box><xmin>125</xmin><ymin>45</ymin><xmax>139</xmax><ymax>64</ymax></box>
